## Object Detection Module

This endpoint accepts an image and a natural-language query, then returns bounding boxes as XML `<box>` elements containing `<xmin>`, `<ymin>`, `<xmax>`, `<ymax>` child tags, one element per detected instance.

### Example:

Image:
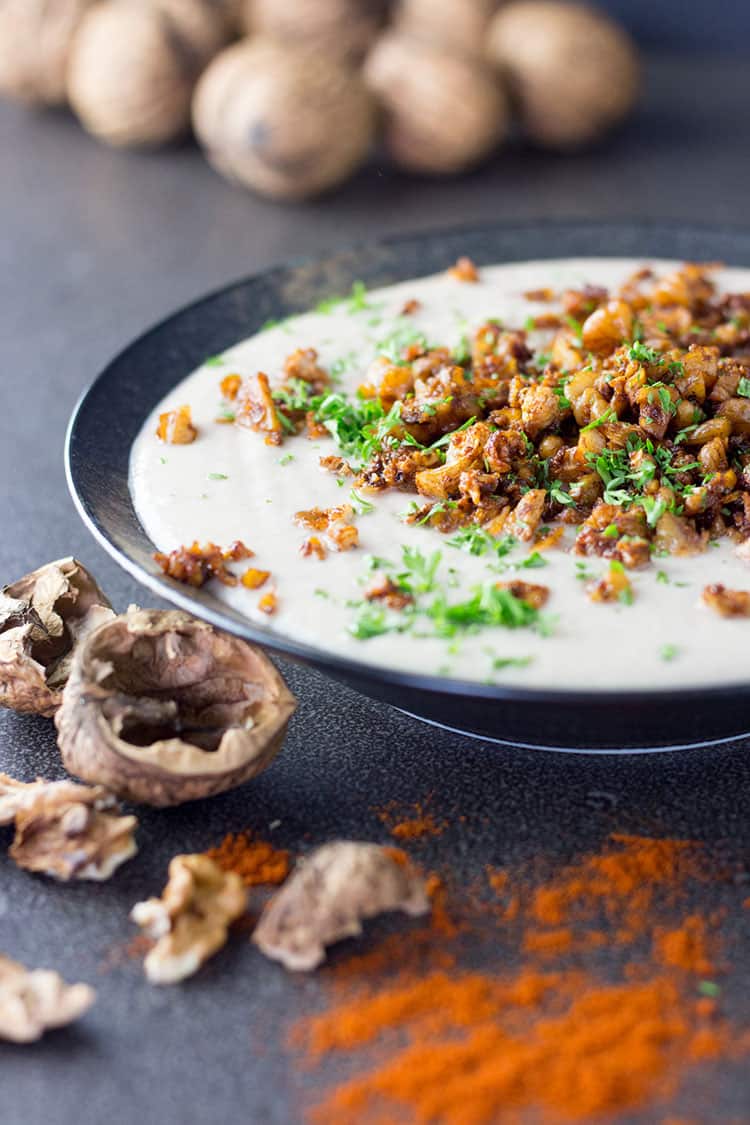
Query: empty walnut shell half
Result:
<box><xmin>55</xmin><ymin>608</ymin><xmax>297</xmax><ymax>807</ymax></box>
<box><xmin>0</xmin><ymin>558</ymin><xmax>114</xmax><ymax>718</ymax></box>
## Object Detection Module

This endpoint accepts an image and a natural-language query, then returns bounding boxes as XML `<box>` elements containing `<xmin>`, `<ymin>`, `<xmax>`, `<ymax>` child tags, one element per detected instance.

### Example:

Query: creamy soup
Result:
<box><xmin>130</xmin><ymin>258</ymin><xmax>750</xmax><ymax>692</ymax></box>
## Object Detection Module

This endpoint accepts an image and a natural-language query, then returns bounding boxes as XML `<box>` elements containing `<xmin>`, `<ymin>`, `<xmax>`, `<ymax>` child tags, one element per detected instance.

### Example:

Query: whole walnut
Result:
<box><xmin>67</xmin><ymin>0</ymin><xmax>232</xmax><ymax>148</ymax></box>
<box><xmin>365</xmin><ymin>32</ymin><xmax>509</xmax><ymax>175</ymax></box>
<box><xmin>394</xmin><ymin>0</ymin><xmax>497</xmax><ymax>58</ymax></box>
<box><xmin>193</xmin><ymin>39</ymin><xmax>377</xmax><ymax>200</ymax></box>
<box><xmin>241</xmin><ymin>0</ymin><xmax>387</xmax><ymax>62</ymax></box>
<box><xmin>0</xmin><ymin>0</ymin><xmax>93</xmax><ymax>106</ymax></box>
<box><xmin>487</xmin><ymin>0</ymin><xmax>639</xmax><ymax>149</ymax></box>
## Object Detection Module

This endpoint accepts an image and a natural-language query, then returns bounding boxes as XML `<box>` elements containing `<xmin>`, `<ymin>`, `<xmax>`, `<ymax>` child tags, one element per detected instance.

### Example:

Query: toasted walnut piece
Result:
<box><xmin>319</xmin><ymin>455</ymin><xmax>354</xmax><ymax>477</ymax></box>
<box><xmin>55</xmin><ymin>608</ymin><xmax>296</xmax><ymax>807</ymax></box>
<box><xmin>449</xmin><ymin>257</ymin><xmax>480</xmax><ymax>283</ymax></box>
<box><xmin>702</xmin><ymin>584</ymin><xmax>750</xmax><ymax>618</ymax></box>
<box><xmin>252</xmin><ymin>841</ymin><xmax>430</xmax><ymax>972</ymax></box>
<box><xmin>283</xmin><ymin>347</ymin><xmax>329</xmax><ymax>389</ymax></box>
<box><xmin>236</xmin><ymin>372</ymin><xmax>284</xmax><ymax>444</ymax></box>
<box><xmin>508</xmin><ymin>489</ymin><xmax>547</xmax><ymax>541</ymax></box>
<box><xmin>300</xmin><ymin>537</ymin><xmax>327</xmax><ymax>560</ymax></box>
<box><xmin>364</xmin><ymin>575</ymin><xmax>414</xmax><ymax>610</ymax></box>
<box><xmin>400</xmin><ymin>298</ymin><xmax>422</xmax><ymax>316</ymax></box>
<box><xmin>0</xmin><ymin>956</ymin><xmax>95</xmax><ymax>1043</ymax></box>
<box><xmin>589</xmin><ymin>562</ymin><xmax>633</xmax><ymax>605</ymax></box>
<box><xmin>241</xmin><ymin>568</ymin><xmax>270</xmax><ymax>590</ymax></box>
<box><xmin>0</xmin><ymin>558</ymin><xmax>113</xmax><ymax>717</ymax></box>
<box><xmin>258</xmin><ymin>591</ymin><xmax>278</xmax><ymax>615</ymax></box>
<box><xmin>220</xmin><ymin>373</ymin><xmax>242</xmax><ymax>401</ymax></box>
<box><xmin>7</xmin><ymin>777</ymin><xmax>137</xmax><ymax>882</ymax></box>
<box><xmin>497</xmin><ymin>581</ymin><xmax>549</xmax><ymax>610</ymax></box>
<box><xmin>154</xmin><ymin>540</ymin><xmax>254</xmax><ymax>588</ymax></box>
<box><xmin>131</xmin><ymin>855</ymin><xmax>246</xmax><ymax>984</ymax></box>
<box><xmin>156</xmin><ymin>404</ymin><xmax>197</xmax><ymax>444</ymax></box>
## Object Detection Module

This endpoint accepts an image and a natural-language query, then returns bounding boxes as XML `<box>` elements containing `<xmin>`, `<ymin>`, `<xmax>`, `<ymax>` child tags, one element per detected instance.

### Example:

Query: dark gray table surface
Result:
<box><xmin>2</xmin><ymin>53</ymin><xmax>750</xmax><ymax>1125</ymax></box>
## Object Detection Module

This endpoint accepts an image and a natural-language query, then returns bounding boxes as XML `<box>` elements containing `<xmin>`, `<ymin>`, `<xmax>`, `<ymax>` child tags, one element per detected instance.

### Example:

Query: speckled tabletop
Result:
<box><xmin>2</xmin><ymin>54</ymin><xmax>750</xmax><ymax>1125</ymax></box>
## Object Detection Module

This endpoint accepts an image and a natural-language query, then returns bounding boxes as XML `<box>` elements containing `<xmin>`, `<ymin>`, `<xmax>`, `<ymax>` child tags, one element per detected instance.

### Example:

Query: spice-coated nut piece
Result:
<box><xmin>364</xmin><ymin>32</ymin><xmax>509</xmax><ymax>174</ymax></box>
<box><xmin>0</xmin><ymin>0</ymin><xmax>93</xmax><ymax>106</ymax></box>
<box><xmin>67</xmin><ymin>0</ymin><xmax>232</xmax><ymax>148</ymax></box>
<box><xmin>252</xmin><ymin>841</ymin><xmax>430</xmax><ymax>971</ymax></box>
<box><xmin>487</xmin><ymin>1</ymin><xmax>639</xmax><ymax>149</ymax></box>
<box><xmin>393</xmin><ymin>0</ymin><xmax>497</xmax><ymax>57</ymax></box>
<box><xmin>192</xmin><ymin>39</ymin><xmax>377</xmax><ymax>201</ymax></box>
<box><xmin>131</xmin><ymin>853</ymin><xmax>247</xmax><ymax>983</ymax></box>
<box><xmin>0</xmin><ymin>772</ymin><xmax>138</xmax><ymax>881</ymax></box>
<box><xmin>0</xmin><ymin>955</ymin><xmax>95</xmax><ymax>1043</ymax></box>
<box><xmin>55</xmin><ymin>607</ymin><xmax>297</xmax><ymax>807</ymax></box>
<box><xmin>242</xmin><ymin>0</ymin><xmax>387</xmax><ymax>63</ymax></box>
<box><xmin>0</xmin><ymin>558</ymin><xmax>113</xmax><ymax>717</ymax></box>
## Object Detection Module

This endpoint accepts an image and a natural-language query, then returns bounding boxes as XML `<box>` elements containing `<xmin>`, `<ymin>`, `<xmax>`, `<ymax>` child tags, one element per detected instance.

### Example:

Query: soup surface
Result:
<box><xmin>130</xmin><ymin>258</ymin><xmax>750</xmax><ymax>691</ymax></box>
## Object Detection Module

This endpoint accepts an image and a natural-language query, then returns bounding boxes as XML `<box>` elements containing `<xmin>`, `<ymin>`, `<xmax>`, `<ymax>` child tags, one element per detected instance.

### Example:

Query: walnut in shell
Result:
<box><xmin>0</xmin><ymin>955</ymin><xmax>95</xmax><ymax>1043</ymax></box>
<box><xmin>131</xmin><ymin>854</ymin><xmax>246</xmax><ymax>984</ymax></box>
<box><xmin>243</xmin><ymin>0</ymin><xmax>387</xmax><ymax>63</ymax></box>
<box><xmin>0</xmin><ymin>0</ymin><xmax>93</xmax><ymax>106</ymax></box>
<box><xmin>0</xmin><ymin>557</ymin><xmax>113</xmax><ymax>717</ymax></box>
<box><xmin>192</xmin><ymin>39</ymin><xmax>377</xmax><ymax>201</ymax></box>
<box><xmin>394</xmin><ymin>0</ymin><xmax>497</xmax><ymax>57</ymax></box>
<box><xmin>487</xmin><ymin>1</ymin><xmax>639</xmax><ymax>149</ymax></box>
<box><xmin>67</xmin><ymin>0</ymin><xmax>232</xmax><ymax>148</ymax></box>
<box><xmin>55</xmin><ymin>608</ymin><xmax>296</xmax><ymax>807</ymax></box>
<box><xmin>0</xmin><ymin>773</ymin><xmax>138</xmax><ymax>881</ymax></box>
<box><xmin>364</xmin><ymin>32</ymin><xmax>509</xmax><ymax>174</ymax></box>
<box><xmin>252</xmin><ymin>842</ymin><xmax>430</xmax><ymax>971</ymax></box>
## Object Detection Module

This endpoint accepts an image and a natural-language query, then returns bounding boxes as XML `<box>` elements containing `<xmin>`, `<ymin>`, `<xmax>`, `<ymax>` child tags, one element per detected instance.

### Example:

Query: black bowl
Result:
<box><xmin>66</xmin><ymin>220</ymin><xmax>750</xmax><ymax>751</ymax></box>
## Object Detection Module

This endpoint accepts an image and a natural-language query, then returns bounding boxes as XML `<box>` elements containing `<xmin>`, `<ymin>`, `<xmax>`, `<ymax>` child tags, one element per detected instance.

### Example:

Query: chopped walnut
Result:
<box><xmin>364</xmin><ymin>574</ymin><xmax>414</xmax><ymax>610</ymax></box>
<box><xmin>448</xmin><ymin>256</ymin><xmax>479</xmax><ymax>283</ymax></box>
<box><xmin>294</xmin><ymin>506</ymin><xmax>358</xmax><ymax>554</ymax></box>
<box><xmin>400</xmin><ymin>298</ymin><xmax>421</xmax><ymax>315</ymax></box>
<box><xmin>283</xmin><ymin>347</ymin><xmax>329</xmax><ymax>390</ymax></box>
<box><xmin>702</xmin><ymin>583</ymin><xmax>750</xmax><ymax>617</ymax></box>
<box><xmin>258</xmin><ymin>590</ymin><xmax>278</xmax><ymax>615</ymax></box>
<box><xmin>294</xmin><ymin>506</ymin><xmax>353</xmax><ymax>531</ymax></box>
<box><xmin>235</xmin><ymin>372</ymin><xmax>284</xmax><ymax>445</ymax></box>
<box><xmin>0</xmin><ymin>956</ymin><xmax>95</xmax><ymax>1043</ymax></box>
<box><xmin>156</xmin><ymin>404</ymin><xmax>197</xmax><ymax>444</ymax></box>
<box><xmin>220</xmin><ymin>374</ymin><xmax>242</xmax><ymax>401</ymax></box>
<box><xmin>252</xmin><ymin>842</ymin><xmax>430</xmax><ymax>972</ymax></box>
<box><xmin>319</xmin><ymin>455</ymin><xmax>353</xmax><ymax>476</ymax></box>
<box><xmin>300</xmin><ymin>536</ymin><xmax>327</xmax><ymax>560</ymax></box>
<box><xmin>130</xmin><ymin>855</ymin><xmax>247</xmax><ymax>985</ymax></box>
<box><xmin>154</xmin><ymin>540</ymin><xmax>253</xmax><ymax>588</ymax></box>
<box><xmin>589</xmin><ymin>562</ymin><xmax>634</xmax><ymax>605</ymax></box>
<box><xmin>497</xmin><ymin>581</ymin><xmax>549</xmax><ymax>610</ymax></box>
<box><xmin>524</xmin><ymin>287</ymin><xmax>556</xmax><ymax>301</ymax></box>
<box><xmin>0</xmin><ymin>774</ymin><xmax>138</xmax><ymax>881</ymax></box>
<box><xmin>241</xmin><ymin>568</ymin><xmax>270</xmax><ymax>590</ymax></box>
<box><xmin>508</xmin><ymin>490</ymin><xmax>547</xmax><ymax>541</ymax></box>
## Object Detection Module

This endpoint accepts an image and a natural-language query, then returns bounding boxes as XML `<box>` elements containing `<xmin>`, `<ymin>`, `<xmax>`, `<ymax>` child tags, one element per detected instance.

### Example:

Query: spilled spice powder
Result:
<box><xmin>375</xmin><ymin>797</ymin><xmax>447</xmax><ymax>841</ymax></box>
<box><xmin>205</xmin><ymin>831</ymin><xmax>290</xmax><ymax>887</ymax></box>
<box><xmin>290</xmin><ymin>834</ymin><xmax>746</xmax><ymax>1123</ymax></box>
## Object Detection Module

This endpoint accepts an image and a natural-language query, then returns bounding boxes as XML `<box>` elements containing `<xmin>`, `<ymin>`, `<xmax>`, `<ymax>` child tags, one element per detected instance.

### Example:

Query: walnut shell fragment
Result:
<box><xmin>0</xmin><ymin>0</ymin><xmax>93</xmax><ymax>107</ymax></box>
<box><xmin>55</xmin><ymin>608</ymin><xmax>297</xmax><ymax>807</ymax></box>
<box><xmin>252</xmin><ymin>842</ymin><xmax>430</xmax><ymax>972</ymax></box>
<box><xmin>0</xmin><ymin>955</ymin><xmax>95</xmax><ymax>1044</ymax></box>
<box><xmin>0</xmin><ymin>773</ymin><xmax>138</xmax><ymax>881</ymax></box>
<box><xmin>0</xmin><ymin>558</ymin><xmax>113</xmax><ymax>717</ymax></box>
<box><xmin>131</xmin><ymin>854</ymin><xmax>246</xmax><ymax>984</ymax></box>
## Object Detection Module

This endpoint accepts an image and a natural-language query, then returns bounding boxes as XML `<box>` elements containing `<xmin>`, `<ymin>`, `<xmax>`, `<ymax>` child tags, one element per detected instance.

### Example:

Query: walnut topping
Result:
<box><xmin>0</xmin><ymin>558</ymin><xmax>113</xmax><ymax>717</ymax></box>
<box><xmin>364</xmin><ymin>574</ymin><xmax>414</xmax><ymax>610</ymax></box>
<box><xmin>0</xmin><ymin>774</ymin><xmax>137</xmax><ymax>881</ymax></box>
<box><xmin>294</xmin><ymin>506</ymin><xmax>358</xmax><ymax>555</ymax></box>
<box><xmin>154</xmin><ymin>540</ymin><xmax>254</xmax><ymax>587</ymax></box>
<box><xmin>252</xmin><ymin>841</ymin><xmax>430</xmax><ymax>972</ymax></box>
<box><xmin>0</xmin><ymin>956</ymin><xmax>95</xmax><ymax>1043</ymax></box>
<box><xmin>319</xmin><ymin>454</ymin><xmax>353</xmax><ymax>476</ymax></box>
<box><xmin>448</xmin><ymin>256</ymin><xmax>479</xmax><ymax>283</ymax></box>
<box><xmin>156</xmin><ymin>404</ymin><xmax>197</xmax><ymax>444</ymax></box>
<box><xmin>130</xmin><ymin>855</ymin><xmax>247</xmax><ymax>985</ymax></box>
<box><xmin>524</xmin><ymin>287</ymin><xmax>555</xmax><ymax>301</ymax></box>
<box><xmin>300</xmin><ymin>536</ymin><xmax>327</xmax><ymax>560</ymax></box>
<box><xmin>702</xmin><ymin>583</ymin><xmax>750</xmax><ymax>617</ymax></box>
<box><xmin>283</xmin><ymin>347</ymin><xmax>329</xmax><ymax>390</ymax></box>
<box><xmin>258</xmin><ymin>590</ymin><xmax>278</xmax><ymax>615</ymax></box>
<box><xmin>220</xmin><ymin>373</ymin><xmax>242</xmax><ymax>400</ymax></box>
<box><xmin>236</xmin><ymin>372</ymin><xmax>284</xmax><ymax>445</ymax></box>
<box><xmin>589</xmin><ymin>561</ymin><xmax>634</xmax><ymax>605</ymax></box>
<box><xmin>241</xmin><ymin>568</ymin><xmax>270</xmax><ymax>590</ymax></box>
<box><xmin>400</xmin><ymin>298</ymin><xmax>421</xmax><ymax>315</ymax></box>
<box><xmin>496</xmin><ymin>581</ymin><xmax>549</xmax><ymax>610</ymax></box>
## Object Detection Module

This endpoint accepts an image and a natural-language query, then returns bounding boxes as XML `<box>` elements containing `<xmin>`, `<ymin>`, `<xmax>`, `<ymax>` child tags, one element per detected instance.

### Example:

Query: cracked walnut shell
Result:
<box><xmin>131</xmin><ymin>854</ymin><xmax>246</xmax><ymax>984</ymax></box>
<box><xmin>0</xmin><ymin>557</ymin><xmax>113</xmax><ymax>717</ymax></box>
<box><xmin>253</xmin><ymin>841</ymin><xmax>430</xmax><ymax>971</ymax></box>
<box><xmin>55</xmin><ymin>608</ymin><xmax>296</xmax><ymax>807</ymax></box>
<box><xmin>0</xmin><ymin>773</ymin><xmax>138</xmax><ymax>881</ymax></box>
<box><xmin>0</xmin><ymin>955</ymin><xmax>95</xmax><ymax>1043</ymax></box>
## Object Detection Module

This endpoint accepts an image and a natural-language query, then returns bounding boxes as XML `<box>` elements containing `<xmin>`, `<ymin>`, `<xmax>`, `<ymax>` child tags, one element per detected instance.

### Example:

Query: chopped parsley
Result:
<box><xmin>349</xmin><ymin>488</ymin><xmax>375</xmax><ymax>515</ymax></box>
<box><xmin>628</xmin><ymin>341</ymin><xmax>662</xmax><ymax>365</ymax></box>
<box><xmin>208</xmin><ymin>472</ymin><xmax>228</xmax><ymax>480</ymax></box>
<box><xmin>660</xmin><ymin>644</ymin><xmax>679</xmax><ymax>662</ymax></box>
<box><xmin>204</xmin><ymin>354</ymin><xmax>226</xmax><ymax>367</ymax></box>
<box><xmin>278</xmin><ymin>454</ymin><xmax>295</xmax><ymax>467</ymax></box>
<box><xmin>447</xmin><ymin>527</ymin><xmax>516</xmax><ymax>559</ymax></box>
<box><xmin>737</xmin><ymin>376</ymin><xmax>750</xmax><ymax>399</ymax></box>
<box><xmin>580</xmin><ymin>407</ymin><xmax>617</xmax><ymax>433</ymax></box>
